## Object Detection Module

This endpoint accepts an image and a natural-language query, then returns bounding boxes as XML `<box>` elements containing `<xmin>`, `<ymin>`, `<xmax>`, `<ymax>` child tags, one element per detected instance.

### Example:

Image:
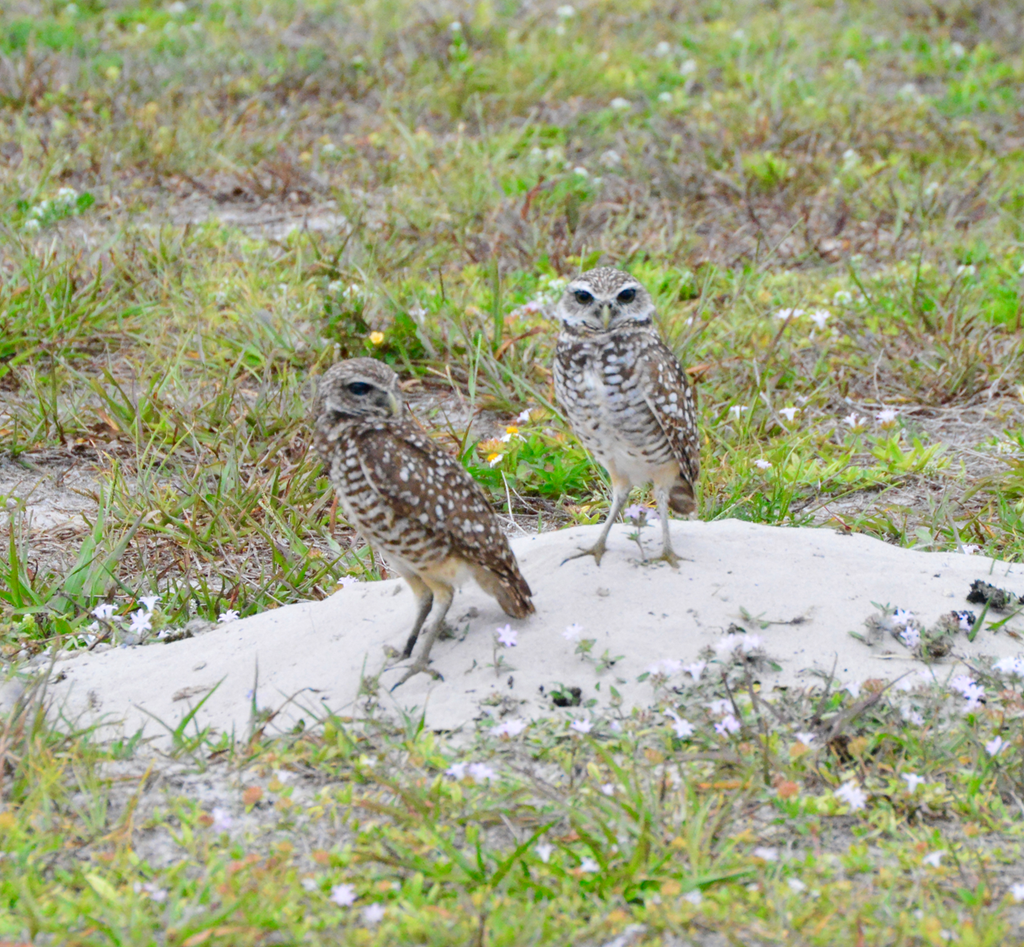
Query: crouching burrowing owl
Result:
<box><xmin>553</xmin><ymin>267</ymin><xmax>700</xmax><ymax>566</ymax></box>
<box><xmin>312</xmin><ymin>358</ymin><xmax>534</xmax><ymax>685</ymax></box>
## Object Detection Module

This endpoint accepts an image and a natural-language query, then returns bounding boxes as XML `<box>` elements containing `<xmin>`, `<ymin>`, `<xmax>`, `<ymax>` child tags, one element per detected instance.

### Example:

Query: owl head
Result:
<box><xmin>555</xmin><ymin>267</ymin><xmax>654</xmax><ymax>333</ymax></box>
<box><xmin>314</xmin><ymin>357</ymin><xmax>403</xmax><ymax>422</ymax></box>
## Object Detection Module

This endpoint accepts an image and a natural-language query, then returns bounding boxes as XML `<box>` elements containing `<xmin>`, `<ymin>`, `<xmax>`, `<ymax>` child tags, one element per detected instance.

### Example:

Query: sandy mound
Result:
<box><xmin>46</xmin><ymin>520</ymin><xmax>1024</xmax><ymax>743</ymax></box>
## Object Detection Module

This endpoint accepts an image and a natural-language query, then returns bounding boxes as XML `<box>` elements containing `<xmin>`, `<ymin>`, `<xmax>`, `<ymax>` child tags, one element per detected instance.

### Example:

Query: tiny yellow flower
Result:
<box><xmin>369</xmin><ymin>331</ymin><xmax>385</xmax><ymax>345</ymax></box>
<box><xmin>505</xmin><ymin>425</ymin><xmax>519</xmax><ymax>435</ymax></box>
<box><xmin>487</xmin><ymin>452</ymin><xmax>503</xmax><ymax>467</ymax></box>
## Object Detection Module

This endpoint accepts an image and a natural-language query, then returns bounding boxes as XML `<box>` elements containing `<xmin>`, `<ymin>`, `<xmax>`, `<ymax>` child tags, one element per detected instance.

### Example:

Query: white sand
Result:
<box><xmin>47</xmin><ymin>520</ymin><xmax>1024</xmax><ymax>743</ymax></box>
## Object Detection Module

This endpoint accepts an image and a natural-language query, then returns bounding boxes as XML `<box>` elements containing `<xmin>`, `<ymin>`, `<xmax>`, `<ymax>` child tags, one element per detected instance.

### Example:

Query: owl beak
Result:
<box><xmin>387</xmin><ymin>392</ymin><xmax>401</xmax><ymax>417</ymax></box>
<box><xmin>600</xmin><ymin>303</ymin><xmax>612</xmax><ymax>328</ymax></box>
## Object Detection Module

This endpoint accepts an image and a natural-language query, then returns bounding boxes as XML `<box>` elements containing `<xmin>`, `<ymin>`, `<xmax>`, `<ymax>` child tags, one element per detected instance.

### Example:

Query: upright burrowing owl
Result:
<box><xmin>312</xmin><ymin>358</ymin><xmax>534</xmax><ymax>684</ymax></box>
<box><xmin>553</xmin><ymin>267</ymin><xmax>699</xmax><ymax>566</ymax></box>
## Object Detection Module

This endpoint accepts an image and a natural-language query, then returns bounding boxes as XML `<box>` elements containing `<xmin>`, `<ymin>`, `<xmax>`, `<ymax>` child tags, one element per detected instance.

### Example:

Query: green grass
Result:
<box><xmin>3</xmin><ymin>0</ymin><xmax>1024</xmax><ymax>940</ymax></box>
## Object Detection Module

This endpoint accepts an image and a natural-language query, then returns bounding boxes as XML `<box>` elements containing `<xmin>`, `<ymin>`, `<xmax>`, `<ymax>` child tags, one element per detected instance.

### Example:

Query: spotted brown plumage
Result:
<box><xmin>312</xmin><ymin>357</ymin><xmax>533</xmax><ymax>685</ymax></box>
<box><xmin>553</xmin><ymin>267</ymin><xmax>700</xmax><ymax>565</ymax></box>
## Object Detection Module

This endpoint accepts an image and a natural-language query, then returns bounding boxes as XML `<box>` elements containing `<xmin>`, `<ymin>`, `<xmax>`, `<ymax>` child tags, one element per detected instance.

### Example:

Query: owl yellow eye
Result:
<box><xmin>573</xmin><ymin>289</ymin><xmax>594</xmax><ymax>305</ymax></box>
<box><xmin>617</xmin><ymin>287</ymin><xmax>636</xmax><ymax>304</ymax></box>
<box><xmin>348</xmin><ymin>382</ymin><xmax>373</xmax><ymax>396</ymax></box>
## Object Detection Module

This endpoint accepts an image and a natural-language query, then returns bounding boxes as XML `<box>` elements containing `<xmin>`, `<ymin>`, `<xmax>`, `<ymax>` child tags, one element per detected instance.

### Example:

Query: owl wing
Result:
<box><xmin>352</xmin><ymin>422</ymin><xmax>519</xmax><ymax>565</ymax></box>
<box><xmin>639</xmin><ymin>338</ymin><xmax>700</xmax><ymax>486</ymax></box>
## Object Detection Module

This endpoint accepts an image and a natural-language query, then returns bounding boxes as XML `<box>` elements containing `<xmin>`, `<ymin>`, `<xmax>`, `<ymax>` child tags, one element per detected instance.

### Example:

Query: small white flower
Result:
<box><xmin>956</xmin><ymin>263</ymin><xmax>976</xmax><ymax>277</ymax></box>
<box><xmin>844</xmin><ymin>413</ymin><xmax>866</xmax><ymax>429</ymax></box>
<box><xmin>665</xmin><ymin>711</ymin><xmax>694</xmax><ymax>738</ymax></box>
<box><xmin>495</xmin><ymin>624</ymin><xmax>518</xmax><ymax>647</ymax></box>
<box><xmin>301</xmin><ymin>877</ymin><xmax>318</xmax><ymax>892</ymax></box>
<box><xmin>600</xmin><ymin>783</ymin><xmax>615</xmax><ymax>796</ymax></box>
<box><xmin>774</xmin><ymin>307</ymin><xmax>805</xmax><ymax>320</ymax></box>
<box><xmin>210</xmin><ymin>807</ymin><xmax>233</xmax><ymax>832</ymax></box>
<box><xmin>449</xmin><ymin>20</ymin><xmax>462</xmax><ymax>32</ymax></box>
<box><xmin>834</xmin><ymin>780</ymin><xmax>867</xmax><ymax>811</ymax></box>
<box><xmin>337</xmin><ymin>576</ymin><xmax>361</xmax><ymax>589</ymax></box>
<box><xmin>467</xmin><ymin>762</ymin><xmax>496</xmax><ymax>784</ymax></box>
<box><xmin>683</xmin><ymin>661</ymin><xmax>706</xmax><ymax>678</ymax></box>
<box><xmin>960</xmin><ymin>544</ymin><xmax>980</xmax><ymax>556</ymax></box>
<box><xmin>715</xmin><ymin>714</ymin><xmax>741</xmax><ymax>736</ymax></box>
<box><xmin>23</xmin><ymin>218</ymin><xmax>42</xmax><ymax>234</ymax></box>
<box><xmin>563</xmin><ymin>623</ymin><xmax>584</xmax><ymax>641</ymax></box>
<box><xmin>875</xmin><ymin>408</ymin><xmax>898</xmax><ymax>426</ymax></box>
<box><xmin>445</xmin><ymin>762</ymin><xmax>467</xmax><ymax>779</ymax></box>
<box><xmin>779</xmin><ymin>407</ymin><xmax>799</xmax><ymax>423</ymax></box>
<box><xmin>646</xmin><ymin>658</ymin><xmax>682</xmax><ymax>676</ymax></box>
<box><xmin>487</xmin><ymin>453</ymin><xmax>503</xmax><ymax>467</ymax></box>
<box><xmin>1010</xmin><ymin>883</ymin><xmax>1024</xmax><ymax>903</ymax></box>
<box><xmin>218</xmin><ymin>609</ymin><xmax>240</xmax><ymax>623</ymax></box>
<box><xmin>706</xmin><ymin>698</ymin><xmax>732</xmax><ymax>715</ymax></box>
<box><xmin>891</xmin><ymin>608</ymin><xmax>915</xmax><ymax>627</ymax></box>
<box><xmin>578</xmin><ymin>857</ymin><xmax>599</xmax><ymax>872</ymax></box>
<box><xmin>655</xmin><ymin>41</ymin><xmax>671</xmax><ymax>56</ymax></box>
<box><xmin>141</xmin><ymin>882</ymin><xmax>167</xmax><ymax>901</ymax></box>
<box><xmin>683</xmin><ymin>889</ymin><xmax>703</xmax><ymax>905</ymax></box>
<box><xmin>832</xmin><ymin>290</ymin><xmax>854</xmax><ymax>306</ymax></box>
<box><xmin>787</xmin><ymin>877</ymin><xmax>807</xmax><ymax>892</ymax></box>
<box><xmin>330</xmin><ymin>883</ymin><xmax>357</xmax><ymax>907</ymax></box>
<box><xmin>516</xmin><ymin>408</ymin><xmax>533</xmax><ymax>423</ymax></box>
<box><xmin>362</xmin><ymin>903</ymin><xmax>385</xmax><ymax>925</ymax></box>
<box><xmin>572</xmin><ymin>166</ymin><xmax>589</xmax><ymax>179</ymax></box>
<box><xmin>129</xmin><ymin>610</ymin><xmax>152</xmax><ymax>634</ymax></box>
<box><xmin>92</xmin><ymin>603</ymin><xmax>117</xmax><ymax>620</ymax></box>
<box><xmin>56</xmin><ymin>186</ymin><xmax>79</xmax><ymax>206</ymax></box>
<box><xmin>657</xmin><ymin>91</ymin><xmax>673</xmax><ymax>104</ymax></box>
<box><xmin>679</xmin><ymin>58</ymin><xmax>698</xmax><ymax>76</ymax></box>
<box><xmin>138</xmin><ymin>594</ymin><xmax>160</xmax><ymax>612</ymax></box>
<box><xmin>753</xmin><ymin>846</ymin><xmax>778</xmax><ymax>861</ymax></box>
<box><xmin>536</xmin><ymin>842</ymin><xmax>554</xmax><ymax>863</ymax></box>
<box><xmin>922</xmin><ymin>851</ymin><xmax>944</xmax><ymax>867</ymax></box>
<box><xmin>728</xmin><ymin>405</ymin><xmax>749</xmax><ymax>419</ymax></box>
<box><xmin>491</xmin><ymin>719</ymin><xmax>526</xmax><ymax>737</ymax></box>
<box><xmin>714</xmin><ymin>633</ymin><xmax>762</xmax><ymax>657</ymax></box>
<box><xmin>985</xmin><ymin>735</ymin><xmax>1006</xmax><ymax>757</ymax></box>
<box><xmin>902</xmin><ymin>773</ymin><xmax>926</xmax><ymax>792</ymax></box>
<box><xmin>609</xmin><ymin>97</ymin><xmax>631</xmax><ymax>111</ymax></box>
<box><xmin>949</xmin><ymin>41</ymin><xmax>966</xmax><ymax>59</ymax></box>
<box><xmin>570</xmin><ymin>719</ymin><xmax>592</xmax><ymax>734</ymax></box>
<box><xmin>898</xmin><ymin>626</ymin><xmax>921</xmax><ymax>648</ymax></box>
<box><xmin>794</xmin><ymin>731</ymin><xmax>815</xmax><ymax>745</ymax></box>
<box><xmin>754</xmin><ymin>458</ymin><xmax>772</xmax><ymax>470</ymax></box>
<box><xmin>556</xmin><ymin>4</ymin><xmax>576</xmax><ymax>17</ymax></box>
<box><xmin>994</xmin><ymin>656</ymin><xmax>1024</xmax><ymax>677</ymax></box>
<box><xmin>808</xmin><ymin>309</ymin><xmax>830</xmax><ymax>330</ymax></box>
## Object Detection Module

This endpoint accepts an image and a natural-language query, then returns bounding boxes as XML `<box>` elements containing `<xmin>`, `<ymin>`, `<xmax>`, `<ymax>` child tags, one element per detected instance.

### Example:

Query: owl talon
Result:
<box><xmin>561</xmin><ymin>544</ymin><xmax>606</xmax><ymax>567</ymax></box>
<box><xmin>654</xmin><ymin>547</ymin><xmax>681</xmax><ymax>569</ymax></box>
<box><xmin>389</xmin><ymin>661</ymin><xmax>444</xmax><ymax>691</ymax></box>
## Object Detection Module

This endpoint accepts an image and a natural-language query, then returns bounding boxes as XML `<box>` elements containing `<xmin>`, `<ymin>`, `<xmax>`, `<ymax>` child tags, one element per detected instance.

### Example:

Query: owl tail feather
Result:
<box><xmin>474</xmin><ymin>563</ymin><xmax>535</xmax><ymax>618</ymax></box>
<box><xmin>669</xmin><ymin>482</ymin><xmax>696</xmax><ymax>515</ymax></box>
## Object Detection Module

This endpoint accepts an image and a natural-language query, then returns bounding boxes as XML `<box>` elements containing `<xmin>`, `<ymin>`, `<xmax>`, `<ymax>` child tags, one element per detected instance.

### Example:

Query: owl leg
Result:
<box><xmin>562</xmin><ymin>483</ymin><xmax>630</xmax><ymax>567</ymax></box>
<box><xmin>653</xmin><ymin>487</ymin><xmax>680</xmax><ymax>568</ymax></box>
<box><xmin>391</xmin><ymin>583</ymin><xmax>453</xmax><ymax>689</ymax></box>
<box><xmin>400</xmin><ymin>575</ymin><xmax>435</xmax><ymax>659</ymax></box>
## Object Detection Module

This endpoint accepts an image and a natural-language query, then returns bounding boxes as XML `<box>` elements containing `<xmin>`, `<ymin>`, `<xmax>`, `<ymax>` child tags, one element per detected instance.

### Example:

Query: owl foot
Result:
<box><xmin>561</xmin><ymin>542</ymin><xmax>607</xmax><ymax>567</ymax></box>
<box><xmin>653</xmin><ymin>546</ymin><xmax>682</xmax><ymax>569</ymax></box>
<box><xmin>389</xmin><ymin>660</ymin><xmax>444</xmax><ymax>691</ymax></box>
